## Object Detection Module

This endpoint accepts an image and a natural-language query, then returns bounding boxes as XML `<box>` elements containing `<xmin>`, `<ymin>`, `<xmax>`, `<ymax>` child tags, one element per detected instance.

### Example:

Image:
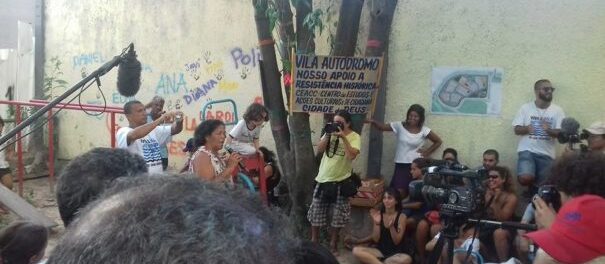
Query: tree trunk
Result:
<box><xmin>331</xmin><ymin>0</ymin><xmax>366</xmax><ymax>133</ymax></box>
<box><xmin>365</xmin><ymin>0</ymin><xmax>398</xmax><ymax>178</ymax></box>
<box><xmin>253</xmin><ymin>0</ymin><xmax>295</xmax><ymax>194</ymax></box>
<box><xmin>289</xmin><ymin>0</ymin><xmax>319</xmax><ymax>235</ymax></box>
<box><xmin>254</xmin><ymin>0</ymin><xmax>319</xmax><ymax>235</ymax></box>
<box><xmin>320</xmin><ymin>0</ymin><xmax>365</xmax><ymax>165</ymax></box>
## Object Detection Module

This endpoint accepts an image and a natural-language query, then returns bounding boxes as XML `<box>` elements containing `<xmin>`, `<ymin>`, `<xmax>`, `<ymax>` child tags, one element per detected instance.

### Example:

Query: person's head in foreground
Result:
<box><xmin>48</xmin><ymin>174</ymin><xmax>333</xmax><ymax>264</ymax></box>
<box><xmin>56</xmin><ymin>147</ymin><xmax>147</xmax><ymax>226</ymax></box>
<box><xmin>0</xmin><ymin>221</ymin><xmax>48</xmax><ymax>264</ymax></box>
<box><xmin>526</xmin><ymin>195</ymin><xmax>605</xmax><ymax>264</ymax></box>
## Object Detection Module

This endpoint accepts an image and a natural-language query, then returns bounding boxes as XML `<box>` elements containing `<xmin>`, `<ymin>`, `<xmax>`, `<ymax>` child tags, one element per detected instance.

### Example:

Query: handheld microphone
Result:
<box><xmin>116</xmin><ymin>43</ymin><xmax>142</xmax><ymax>97</ymax></box>
<box><xmin>225</xmin><ymin>146</ymin><xmax>247</xmax><ymax>171</ymax></box>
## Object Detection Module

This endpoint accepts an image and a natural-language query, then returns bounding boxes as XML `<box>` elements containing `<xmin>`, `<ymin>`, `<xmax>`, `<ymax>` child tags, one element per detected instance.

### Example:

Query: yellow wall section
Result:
<box><xmin>45</xmin><ymin>0</ymin><xmax>605</xmax><ymax>176</ymax></box>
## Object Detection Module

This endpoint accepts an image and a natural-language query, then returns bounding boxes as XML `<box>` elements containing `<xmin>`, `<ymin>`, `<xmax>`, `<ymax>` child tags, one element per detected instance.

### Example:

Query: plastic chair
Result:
<box><xmin>230</xmin><ymin>153</ymin><xmax>268</xmax><ymax>204</ymax></box>
<box><xmin>237</xmin><ymin>172</ymin><xmax>256</xmax><ymax>192</ymax></box>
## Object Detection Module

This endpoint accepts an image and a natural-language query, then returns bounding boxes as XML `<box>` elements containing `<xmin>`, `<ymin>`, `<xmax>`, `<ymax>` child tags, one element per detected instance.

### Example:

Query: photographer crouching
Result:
<box><xmin>308</xmin><ymin>110</ymin><xmax>361</xmax><ymax>255</ymax></box>
<box><xmin>518</xmin><ymin>151</ymin><xmax>605</xmax><ymax>263</ymax></box>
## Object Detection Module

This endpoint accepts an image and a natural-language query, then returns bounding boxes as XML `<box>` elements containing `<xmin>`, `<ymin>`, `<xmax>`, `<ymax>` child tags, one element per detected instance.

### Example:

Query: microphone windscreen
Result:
<box><xmin>117</xmin><ymin>45</ymin><xmax>142</xmax><ymax>97</ymax></box>
<box><xmin>560</xmin><ymin>117</ymin><xmax>580</xmax><ymax>134</ymax></box>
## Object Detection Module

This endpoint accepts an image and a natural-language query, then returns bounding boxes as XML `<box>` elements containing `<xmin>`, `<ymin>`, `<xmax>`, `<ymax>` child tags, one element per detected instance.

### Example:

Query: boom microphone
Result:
<box><xmin>560</xmin><ymin>117</ymin><xmax>580</xmax><ymax>135</ymax></box>
<box><xmin>558</xmin><ymin>117</ymin><xmax>581</xmax><ymax>145</ymax></box>
<box><xmin>116</xmin><ymin>43</ymin><xmax>142</xmax><ymax>97</ymax></box>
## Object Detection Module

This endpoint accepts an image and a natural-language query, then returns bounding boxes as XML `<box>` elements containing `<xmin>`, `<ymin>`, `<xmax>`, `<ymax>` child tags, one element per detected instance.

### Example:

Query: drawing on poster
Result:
<box><xmin>431</xmin><ymin>67</ymin><xmax>503</xmax><ymax>116</ymax></box>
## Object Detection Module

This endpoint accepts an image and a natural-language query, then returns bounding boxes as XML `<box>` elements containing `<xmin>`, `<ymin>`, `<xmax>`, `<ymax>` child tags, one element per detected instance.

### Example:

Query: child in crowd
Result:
<box><xmin>225</xmin><ymin>103</ymin><xmax>269</xmax><ymax>156</ymax></box>
<box><xmin>180</xmin><ymin>138</ymin><xmax>197</xmax><ymax>173</ymax></box>
<box><xmin>0</xmin><ymin>221</ymin><xmax>48</xmax><ymax>264</ymax></box>
<box><xmin>403</xmin><ymin>158</ymin><xmax>432</xmax><ymax>227</ymax></box>
<box><xmin>258</xmin><ymin>147</ymin><xmax>281</xmax><ymax>206</ymax></box>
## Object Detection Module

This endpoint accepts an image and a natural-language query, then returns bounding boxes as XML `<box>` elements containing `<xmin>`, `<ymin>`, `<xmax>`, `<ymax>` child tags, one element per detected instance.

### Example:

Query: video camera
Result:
<box><xmin>323</xmin><ymin>121</ymin><xmax>344</xmax><ymax>134</ymax></box>
<box><xmin>557</xmin><ymin>117</ymin><xmax>589</xmax><ymax>151</ymax></box>
<box><xmin>409</xmin><ymin>163</ymin><xmax>488</xmax><ymax>217</ymax></box>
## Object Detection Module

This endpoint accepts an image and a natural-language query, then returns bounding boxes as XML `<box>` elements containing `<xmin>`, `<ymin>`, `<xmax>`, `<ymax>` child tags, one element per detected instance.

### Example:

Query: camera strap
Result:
<box><xmin>325</xmin><ymin>134</ymin><xmax>340</xmax><ymax>158</ymax></box>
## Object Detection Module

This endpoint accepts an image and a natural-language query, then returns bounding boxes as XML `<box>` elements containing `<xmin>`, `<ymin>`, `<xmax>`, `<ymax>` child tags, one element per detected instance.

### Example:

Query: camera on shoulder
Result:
<box><xmin>324</xmin><ymin>122</ymin><xmax>344</xmax><ymax>134</ymax></box>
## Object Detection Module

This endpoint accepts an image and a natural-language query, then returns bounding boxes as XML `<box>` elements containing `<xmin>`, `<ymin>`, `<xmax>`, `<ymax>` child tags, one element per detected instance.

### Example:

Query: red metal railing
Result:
<box><xmin>0</xmin><ymin>99</ymin><xmax>123</xmax><ymax>196</ymax></box>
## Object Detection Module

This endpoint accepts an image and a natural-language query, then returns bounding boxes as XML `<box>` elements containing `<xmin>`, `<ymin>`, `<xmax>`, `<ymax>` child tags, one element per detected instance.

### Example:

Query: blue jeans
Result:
<box><xmin>517</xmin><ymin>150</ymin><xmax>553</xmax><ymax>187</ymax></box>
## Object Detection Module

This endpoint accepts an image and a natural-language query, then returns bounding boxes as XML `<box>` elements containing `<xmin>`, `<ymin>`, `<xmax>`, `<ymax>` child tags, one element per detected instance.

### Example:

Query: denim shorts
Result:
<box><xmin>516</xmin><ymin>150</ymin><xmax>554</xmax><ymax>186</ymax></box>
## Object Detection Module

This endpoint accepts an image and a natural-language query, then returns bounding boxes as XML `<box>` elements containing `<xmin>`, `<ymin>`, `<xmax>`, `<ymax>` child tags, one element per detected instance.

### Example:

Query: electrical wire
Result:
<box><xmin>77</xmin><ymin>76</ymin><xmax>108</xmax><ymax>116</ymax></box>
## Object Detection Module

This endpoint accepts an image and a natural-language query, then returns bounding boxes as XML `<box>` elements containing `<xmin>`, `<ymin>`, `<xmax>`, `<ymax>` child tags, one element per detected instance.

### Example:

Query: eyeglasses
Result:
<box><xmin>541</xmin><ymin>87</ymin><xmax>555</xmax><ymax>92</ymax></box>
<box><xmin>488</xmin><ymin>175</ymin><xmax>500</xmax><ymax>179</ymax></box>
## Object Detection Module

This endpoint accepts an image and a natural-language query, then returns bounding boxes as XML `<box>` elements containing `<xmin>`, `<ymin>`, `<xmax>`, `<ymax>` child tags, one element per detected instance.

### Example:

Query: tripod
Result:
<box><xmin>427</xmin><ymin>212</ymin><xmax>537</xmax><ymax>264</ymax></box>
<box><xmin>427</xmin><ymin>210</ymin><xmax>468</xmax><ymax>264</ymax></box>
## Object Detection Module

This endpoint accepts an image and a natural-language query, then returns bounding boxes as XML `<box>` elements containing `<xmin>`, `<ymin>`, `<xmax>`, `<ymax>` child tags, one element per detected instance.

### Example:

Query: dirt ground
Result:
<box><xmin>0</xmin><ymin>177</ymin><xmax>64</xmax><ymax>258</ymax></box>
<box><xmin>0</xmin><ymin>176</ymin><xmax>360</xmax><ymax>263</ymax></box>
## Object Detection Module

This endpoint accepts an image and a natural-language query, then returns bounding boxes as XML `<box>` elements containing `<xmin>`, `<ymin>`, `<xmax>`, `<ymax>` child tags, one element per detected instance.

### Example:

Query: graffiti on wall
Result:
<box><xmin>156</xmin><ymin>72</ymin><xmax>188</xmax><ymax>95</ymax></box>
<box><xmin>73</xmin><ymin>52</ymin><xmax>105</xmax><ymax>69</ymax></box>
<box><xmin>230</xmin><ymin>47</ymin><xmax>262</xmax><ymax>70</ymax></box>
<box><xmin>183</xmin><ymin>79</ymin><xmax>218</xmax><ymax>105</ymax></box>
<box><xmin>200</xmin><ymin>99</ymin><xmax>238</xmax><ymax>125</ymax></box>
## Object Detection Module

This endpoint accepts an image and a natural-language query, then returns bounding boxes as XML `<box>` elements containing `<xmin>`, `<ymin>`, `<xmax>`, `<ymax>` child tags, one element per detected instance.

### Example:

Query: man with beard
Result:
<box><xmin>512</xmin><ymin>79</ymin><xmax>565</xmax><ymax>196</ymax></box>
<box><xmin>145</xmin><ymin>96</ymin><xmax>169</xmax><ymax>170</ymax></box>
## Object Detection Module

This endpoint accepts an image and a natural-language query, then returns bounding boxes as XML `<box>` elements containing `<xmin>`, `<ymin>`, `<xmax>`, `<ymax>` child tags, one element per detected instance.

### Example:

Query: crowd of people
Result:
<box><xmin>0</xmin><ymin>78</ymin><xmax>604</xmax><ymax>263</ymax></box>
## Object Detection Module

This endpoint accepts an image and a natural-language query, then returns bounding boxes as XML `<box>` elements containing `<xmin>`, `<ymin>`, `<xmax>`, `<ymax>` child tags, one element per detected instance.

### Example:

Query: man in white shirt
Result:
<box><xmin>512</xmin><ymin>79</ymin><xmax>565</xmax><ymax>195</ymax></box>
<box><xmin>117</xmin><ymin>100</ymin><xmax>183</xmax><ymax>174</ymax></box>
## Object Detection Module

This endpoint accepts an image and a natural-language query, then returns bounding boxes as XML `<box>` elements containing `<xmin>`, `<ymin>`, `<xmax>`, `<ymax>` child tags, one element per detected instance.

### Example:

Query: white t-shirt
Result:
<box><xmin>390</xmin><ymin>122</ymin><xmax>431</xmax><ymax>163</ymax></box>
<box><xmin>116</xmin><ymin>125</ymin><xmax>172</xmax><ymax>174</ymax></box>
<box><xmin>434</xmin><ymin>232</ymin><xmax>480</xmax><ymax>254</ymax></box>
<box><xmin>512</xmin><ymin>102</ymin><xmax>565</xmax><ymax>158</ymax></box>
<box><xmin>228</xmin><ymin>120</ymin><xmax>261</xmax><ymax>155</ymax></box>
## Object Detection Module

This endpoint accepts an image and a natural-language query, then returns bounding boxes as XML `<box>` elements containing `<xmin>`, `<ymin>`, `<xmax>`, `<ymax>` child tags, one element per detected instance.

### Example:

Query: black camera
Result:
<box><xmin>557</xmin><ymin>131</ymin><xmax>589</xmax><ymax>145</ymax></box>
<box><xmin>533</xmin><ymin>185</ymin><xmax>562</xmax><ymax>211</ymax></box>
<box><xmin>419</xmin><ymin>164</ymin><xmax>488</xmax><ymax>216</ymax></box>
<box><xmin>323</xmin><ymin>122</ymin><xmax>344</xmax><ymax>134</ymax></box>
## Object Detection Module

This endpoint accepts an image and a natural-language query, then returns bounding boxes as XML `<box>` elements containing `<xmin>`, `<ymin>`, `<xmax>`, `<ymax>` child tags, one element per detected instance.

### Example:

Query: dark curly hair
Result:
<box><xmin>48</xmin><ymin>175</ymin><xmax>301</xmax><ymax>264</ymax></box>
<box><xmin>549</xmin><ymin>151</ymin><xmax>605</xmax><ymax>198</ymax></box>
<box><xmin>381</xmin><ymin>187</ymin><xmax>403</xmax><ymax>213</ymax></box>
<box><xmin>490</xmin><ymin>166</ymin><xmax>515</xmax><ymax>193</ymax></box>
<box><xmin>193</xmin><ymin>119</ymin><xmax>225</xmax><ymax>147</ymax></box>
<box><xmin>0</xmin><ymin>221</ymin><xmax>48</xmax><ymax>264</ymax></box>
<box><xmin>243</xmin><ymin>103</ymin><xmax>269</xmax><ymax>123</ymax></box>
<box><xmin>56</xmin><ymin>148</ymin><xmax>148</xmax><ymax>227</ymax></box>
<box><xmin>405</xmin><ymin>104</ymin><xmax>426</xmax><ymax>127</ymax></box>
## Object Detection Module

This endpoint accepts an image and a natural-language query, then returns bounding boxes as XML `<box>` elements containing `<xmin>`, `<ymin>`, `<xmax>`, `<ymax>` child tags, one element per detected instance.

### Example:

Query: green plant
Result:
<box><xmin>303</xmin><ymin>9</ymin><xmax>324</xmax><ymax>36</ymax></box>
<box><xmin>43</xmin><ymin>56</ymin><xmax>68</xmax><ymax>100</ymax></box>
<box><xmin>24</xmin><ymin>189</ymin><xmax>36</xmax><ymax>207</ymax></box>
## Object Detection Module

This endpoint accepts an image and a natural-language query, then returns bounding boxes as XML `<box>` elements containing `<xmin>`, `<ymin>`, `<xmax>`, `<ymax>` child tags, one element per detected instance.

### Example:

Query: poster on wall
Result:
<box><xmin>431</xmin><ymin>67</ymin><xmax>503</xmax><ymax>116</ymax></box>
<box><xmin>290</xmin><ymin>54</ymin><xmax>383</xmax><ymax>114</ymax></box>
